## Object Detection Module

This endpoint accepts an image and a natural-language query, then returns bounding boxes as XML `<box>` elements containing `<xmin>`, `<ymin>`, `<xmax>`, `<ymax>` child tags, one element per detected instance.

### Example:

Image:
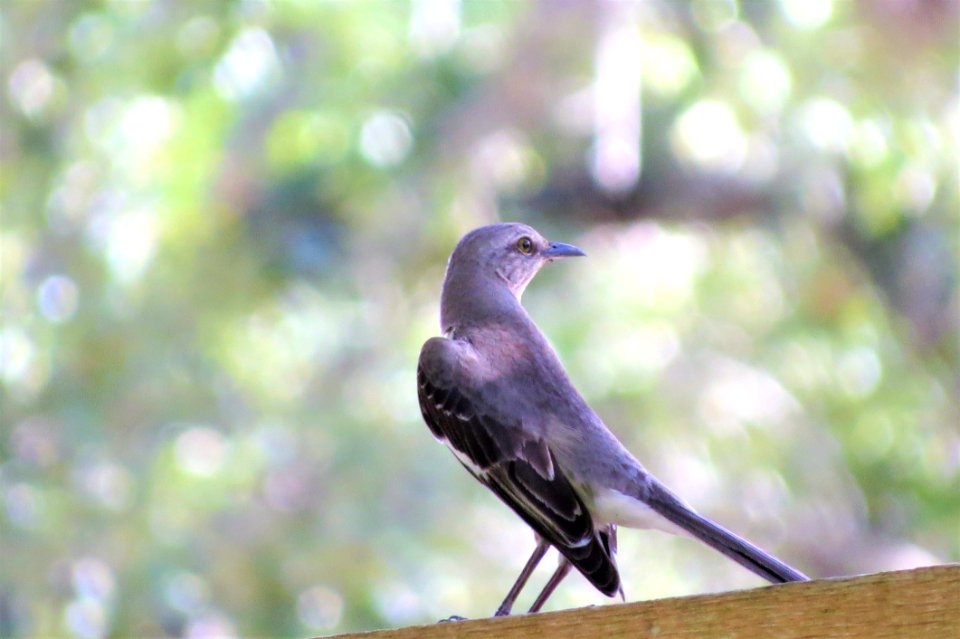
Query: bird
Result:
<box><xmin>416</xmin><ymin>222</ymin><xmax>809</xmax><ymax>616</ymax></box>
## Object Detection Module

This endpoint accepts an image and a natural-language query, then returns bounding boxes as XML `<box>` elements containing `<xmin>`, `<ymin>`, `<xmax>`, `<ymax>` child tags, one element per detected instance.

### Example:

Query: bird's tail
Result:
<box><xmin>645</xmin><ymin>481</ymin><xmax>809</xmax><ymax>583</ymax></box>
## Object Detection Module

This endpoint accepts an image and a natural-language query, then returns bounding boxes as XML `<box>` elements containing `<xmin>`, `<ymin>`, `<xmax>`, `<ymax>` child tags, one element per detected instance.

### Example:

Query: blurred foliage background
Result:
<box><xmin>1</xmin><ymin>0</ymin><xmax>958</xmax><ymax>637</ymax></box>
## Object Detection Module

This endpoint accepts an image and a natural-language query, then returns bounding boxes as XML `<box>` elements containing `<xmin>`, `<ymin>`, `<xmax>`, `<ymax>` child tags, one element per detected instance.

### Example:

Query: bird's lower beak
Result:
<box><xmin>543</xmin><ymin>242</ymin><xmax>586</xmax><ymax>258</ymax></box>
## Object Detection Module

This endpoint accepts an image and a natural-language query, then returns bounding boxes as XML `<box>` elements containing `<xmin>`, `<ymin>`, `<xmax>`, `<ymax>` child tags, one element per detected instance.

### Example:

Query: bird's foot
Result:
<box><xmin>438</xmin><ymin>615</ymin><xmax>468</xmax><ymax>623</ymax></box>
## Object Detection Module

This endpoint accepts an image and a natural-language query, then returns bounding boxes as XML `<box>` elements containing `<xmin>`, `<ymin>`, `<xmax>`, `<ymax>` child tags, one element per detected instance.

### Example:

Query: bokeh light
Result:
<box><xmin>37</xmin><ymin>275</ymin><xmax>80</xmax><ymax>323</ymax></box>
<box><xmin>780</xmin><ymin>0</ymin><xmax>833</xmax><ymax>30</ymax></box>
<box><xmin>297</xmin><ymin>585</ymin><xmax>345</xmax><ymax>632</ymax></box>
<box><xmin>739</xmin><ymin>50</ymin><xmax>792</xmax><ymax>115</ymax></box>
<box><xmin>796</xmin><ymin>97</ymin><xmax>854</xmax><ymax>154</ymax></box>
<box><xmin>214</xmin><ymin>28</ymin><xmax>281</xmax><ymax>100</ymax></box>
<box><xmin>671</xmin><ymin>99</ymin><xmax>747</xmax><ymax>173</ymax></box>
<box><xmin>174</xmin><ymin>426</ymin><xmax>229</xmax><ymax>478</ymax></box>
<box><xmin>591</xmin><ymin>5</ymin><xmax>641</xmax><ymax>193</ymax></box>
<box><xmin>7</xmin><ymin>58</ymin><xmax>55</xmax><ymax>119</ymax></box>
<box><xmin>360</xmin><ymin>110</ymin><xmax>414</xmax><ymax>168</ymax></box>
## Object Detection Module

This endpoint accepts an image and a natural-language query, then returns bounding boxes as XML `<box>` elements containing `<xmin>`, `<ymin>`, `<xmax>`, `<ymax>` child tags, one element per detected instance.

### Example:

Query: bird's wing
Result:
<box><xmin>417</xmin><ymin>336</ymin><xmax>621</xmax><ymax>597</ymax></box>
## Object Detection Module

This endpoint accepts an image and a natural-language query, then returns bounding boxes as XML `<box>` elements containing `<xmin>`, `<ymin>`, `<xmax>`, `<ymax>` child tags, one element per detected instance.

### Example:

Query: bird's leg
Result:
<box><xmin>607</xmin><ymin>524</ymin><xmax>625</xmax><ymax>602</ymax></box>
<box><xmin>527</xmin><ymin>557</ymin><xmax>573</xmax><ymax>614</ymax></box>
<box><xmin>494</xmin><ymin>538</ymin><xmax>550</xmax><ymax>616</ymax></box>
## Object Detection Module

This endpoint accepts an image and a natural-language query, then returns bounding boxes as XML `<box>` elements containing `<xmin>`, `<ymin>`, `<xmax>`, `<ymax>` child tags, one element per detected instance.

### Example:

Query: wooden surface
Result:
<box><xmin>328</xmin><ymin>565</ymin><xmax>959</xmax><ymax>639</ymax></box>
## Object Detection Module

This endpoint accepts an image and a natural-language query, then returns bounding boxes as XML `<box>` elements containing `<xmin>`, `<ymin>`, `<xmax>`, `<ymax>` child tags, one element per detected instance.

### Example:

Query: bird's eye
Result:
<box><xmin>516</xmin><ymin>237</ymin><xmax>534</xmax><ymax>254</ymax></box>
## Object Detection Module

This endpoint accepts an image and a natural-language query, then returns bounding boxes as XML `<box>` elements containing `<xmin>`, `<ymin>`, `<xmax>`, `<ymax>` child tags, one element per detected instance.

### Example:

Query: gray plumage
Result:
<box><xmin>417</xmin><ymin>223</ymin><xmax>808</xmax><ymax>615</ymax></box>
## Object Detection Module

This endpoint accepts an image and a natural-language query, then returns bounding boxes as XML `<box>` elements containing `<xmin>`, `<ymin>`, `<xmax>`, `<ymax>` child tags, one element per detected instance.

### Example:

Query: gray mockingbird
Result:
<box><xmin>417</xmin><ymin>222</ymin><xmax>809</xmax><ymax>616</ymax></box>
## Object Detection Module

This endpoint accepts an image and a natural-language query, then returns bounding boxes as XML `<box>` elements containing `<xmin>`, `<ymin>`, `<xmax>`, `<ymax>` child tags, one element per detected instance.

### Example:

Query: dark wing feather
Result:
<box><xmin>417</xmin><ymin>359</ymin><xmax>621</xmax><ymax>597</ymax></box>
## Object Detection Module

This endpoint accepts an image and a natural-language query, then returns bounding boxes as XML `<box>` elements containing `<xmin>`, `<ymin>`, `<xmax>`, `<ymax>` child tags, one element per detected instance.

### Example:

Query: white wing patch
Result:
<box><xmin>445</xmin><ymin>440</ymin><xmax>486</xmax><ymax>476</ymax></box>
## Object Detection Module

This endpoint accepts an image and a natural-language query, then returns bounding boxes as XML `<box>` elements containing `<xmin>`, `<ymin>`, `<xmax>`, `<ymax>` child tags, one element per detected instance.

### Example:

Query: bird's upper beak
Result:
<box><xmin>542</xmin><ymin>241</ymin><xmax>586</xmax><ymax>258</ymax></box>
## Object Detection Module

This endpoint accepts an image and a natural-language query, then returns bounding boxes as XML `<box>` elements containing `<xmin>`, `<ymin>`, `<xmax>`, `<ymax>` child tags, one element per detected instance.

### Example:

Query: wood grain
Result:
<box><xmin>327</xmin><ymin>565</ymin><xmax>959</xmax><ymax>639</ymax></box>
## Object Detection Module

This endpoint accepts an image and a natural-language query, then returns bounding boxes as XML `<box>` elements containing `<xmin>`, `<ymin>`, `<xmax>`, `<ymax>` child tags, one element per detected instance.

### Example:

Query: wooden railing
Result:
<box><xmin>329</xmin><ymin>565</ymin><xmax>959</xmax><ymax>638</ymax></box>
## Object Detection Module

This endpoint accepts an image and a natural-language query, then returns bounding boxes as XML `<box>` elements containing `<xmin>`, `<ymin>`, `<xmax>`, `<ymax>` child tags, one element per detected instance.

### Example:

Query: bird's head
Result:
<box><xmin>447</xmin><ymin>223</ymin><xmax>585</xmax><ymax>300</ymax></box>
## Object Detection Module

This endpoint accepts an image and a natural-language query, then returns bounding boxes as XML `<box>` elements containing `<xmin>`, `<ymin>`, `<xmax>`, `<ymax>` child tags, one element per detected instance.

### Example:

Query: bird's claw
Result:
<box><xmin>438</xmin><ymin>615</ymin><xmax>468</xmax><ymax>623</ymax></box>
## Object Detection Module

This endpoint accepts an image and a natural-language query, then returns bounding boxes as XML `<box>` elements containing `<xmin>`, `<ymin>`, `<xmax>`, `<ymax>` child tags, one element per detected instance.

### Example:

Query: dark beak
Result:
<box><xmin>542</xmin><ymin>241</ymin><xmax>586</xmax><ymax>258</ymax></box>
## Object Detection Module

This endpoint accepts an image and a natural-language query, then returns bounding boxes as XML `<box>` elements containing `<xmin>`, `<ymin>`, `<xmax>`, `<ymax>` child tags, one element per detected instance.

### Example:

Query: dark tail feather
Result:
<box><xmin>646</xmin><ymin>483</ymin><xmax>809</xmax><ymax>583</ymax></box>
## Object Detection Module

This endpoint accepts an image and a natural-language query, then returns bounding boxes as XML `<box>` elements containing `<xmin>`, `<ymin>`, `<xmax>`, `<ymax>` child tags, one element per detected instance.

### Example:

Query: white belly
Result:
<box><xmin>592</xmin><ymin>487</ymin><xmax>691</xmax><ymax>537</ymax></box>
